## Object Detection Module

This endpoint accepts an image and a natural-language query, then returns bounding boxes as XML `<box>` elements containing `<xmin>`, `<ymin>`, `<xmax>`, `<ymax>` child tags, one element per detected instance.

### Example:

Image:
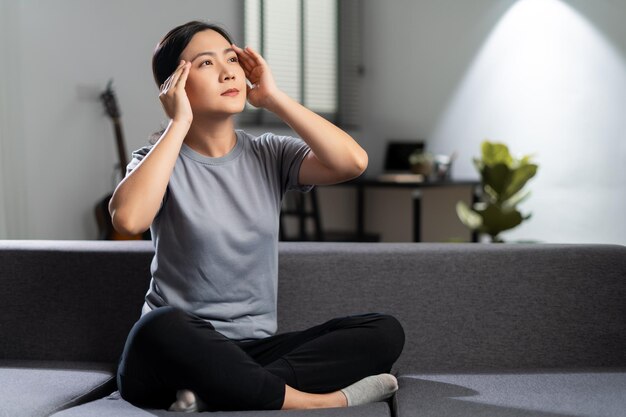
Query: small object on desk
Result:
<box><xmin>377</xmin><ymin>173</ymin><xmax>425</xmax><ymax>183</ymax></box>
<box><xmin>433</xmin><ymin>151</ymin><xmax>457</xmax><ymax>181</ymax></box>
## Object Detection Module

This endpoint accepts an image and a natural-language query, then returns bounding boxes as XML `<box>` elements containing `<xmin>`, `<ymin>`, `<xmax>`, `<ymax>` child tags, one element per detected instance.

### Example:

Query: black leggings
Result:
<box><xmin>116</xmin><ymin>306</ymin><xmax>405</xmax><ymax>412</ymax></box>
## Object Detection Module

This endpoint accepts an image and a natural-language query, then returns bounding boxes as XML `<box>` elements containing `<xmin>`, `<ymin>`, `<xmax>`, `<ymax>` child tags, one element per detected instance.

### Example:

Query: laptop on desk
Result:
<box><xmin>378</xmin><ymin>141</ymin><xmax>426</xmax><ymax>182</ymax></box>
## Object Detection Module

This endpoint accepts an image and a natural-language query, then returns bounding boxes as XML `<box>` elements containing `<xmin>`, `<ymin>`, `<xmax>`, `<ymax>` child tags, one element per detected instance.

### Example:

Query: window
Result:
<box><xmin>240</xmin><ymin>0</ymin><xmax>362</xmax><ymax>128</ymax></box>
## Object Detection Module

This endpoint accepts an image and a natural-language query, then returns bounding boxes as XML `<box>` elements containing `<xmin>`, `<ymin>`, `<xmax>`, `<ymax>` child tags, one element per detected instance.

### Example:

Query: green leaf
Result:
<box><xmin>456</xmin><ymin>201</ymin><xmax>482</xmax><ymax>230</ymax></box>
<box><xmin>502</xmin><ymin>164</ymin><xmax>538</xmax><ymax>200</ymax></box>
<box><xmin>483</xmin><ymin>184</ymin><xmax>499</xmax><ymax>202</ymax></box>
<box><xmin>502</xmin><ymin>189</ymin><xmax>531</xmax><ymax>209</ymax></box>
<box><xmin>519</xmin><ymin>153</ymin><xmax>537</xmax><ymax>166</ymax></box>
<box><xmin>474</xmin><ymin>203</ymin><xmax>523</xmax><ymax>235</ymax></box>
<box><xmin>482</xmin><ymin>141</ymin><xmax>513</xmax><ymax>166</ymax></box>
<box><xmin>482</xmin><ymin>163</ymin><xmax>511</xmax><ymax>196</ymax></box>
<box><xmin>473</xmin><ymin>201</ymin><xmax>488</xmax><ymax>211</ymax></box>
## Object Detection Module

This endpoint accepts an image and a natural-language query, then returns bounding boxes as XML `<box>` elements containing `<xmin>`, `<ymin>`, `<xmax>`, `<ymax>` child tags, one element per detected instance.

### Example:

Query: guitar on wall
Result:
<box><xmin>95</xmin><ymin>79</ymin><xmax>150</xmax><ymax>240</ymax></box>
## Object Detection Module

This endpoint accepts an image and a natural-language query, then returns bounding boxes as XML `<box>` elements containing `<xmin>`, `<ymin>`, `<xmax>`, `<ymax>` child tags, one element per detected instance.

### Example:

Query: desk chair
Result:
<box><xmin>279</xmin><ymin>188</ymin><xmax>381</xmax><ymax>242</ymax></box>
<box><xmin>279</xmin><ymin>188</ymin><xmax>324</xmax><ymax>241</ymax></box>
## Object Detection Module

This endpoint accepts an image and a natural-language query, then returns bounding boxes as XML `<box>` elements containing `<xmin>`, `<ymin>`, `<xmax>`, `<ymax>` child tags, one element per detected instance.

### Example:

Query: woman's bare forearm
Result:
<box><xmin>108</xmin><ymin>120</ymin><xmax>190</xmax><ymax>235</ymax></box>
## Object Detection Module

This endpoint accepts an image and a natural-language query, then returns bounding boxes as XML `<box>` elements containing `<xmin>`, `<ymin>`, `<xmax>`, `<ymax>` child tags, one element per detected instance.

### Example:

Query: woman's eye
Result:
<box><xmin>201</xmin><ymin>60</ymin><xmax>212</xmax><ymax>66</ymax></box>
<box><xmin>229</xmin><ymin>56</ymin><xmax>239</xmax><ymax>62</ymax></box>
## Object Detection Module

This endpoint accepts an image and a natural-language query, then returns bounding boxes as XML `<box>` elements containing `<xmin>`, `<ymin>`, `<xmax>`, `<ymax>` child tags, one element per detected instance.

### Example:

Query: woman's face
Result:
<box><xmin>179</xmin><ymin>29</ymin><xmax>247</xmax><ymax>117</ymax></box>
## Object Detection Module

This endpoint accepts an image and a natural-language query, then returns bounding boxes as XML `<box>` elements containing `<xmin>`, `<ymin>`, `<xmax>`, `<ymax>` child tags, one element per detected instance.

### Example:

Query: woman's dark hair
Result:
<box><xmin>149</xmin><ymin>20</ymin><xmax>234</xmax><ymax>144</ymax></box>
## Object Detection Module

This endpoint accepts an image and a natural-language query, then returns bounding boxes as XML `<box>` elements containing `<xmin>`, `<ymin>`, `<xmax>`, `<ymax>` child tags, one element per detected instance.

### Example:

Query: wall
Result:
<box><xmin>0</xmin><ymin>0</ymin><xmax>28</xmax><ymax>239</ymax></box>
<box><xmin>357</xmin><ymin>0</ymin><xmax>626</xmax><ymax>244</ymax></box>
<box><xmin>1</xmin><ymin>0</ymin><xmax>624</xmax><ymax>244</ymax></box>
<box><xmin>0</xmin><ymin>0</ymin><xmax>243</xmax><ymax>239</ymax></box>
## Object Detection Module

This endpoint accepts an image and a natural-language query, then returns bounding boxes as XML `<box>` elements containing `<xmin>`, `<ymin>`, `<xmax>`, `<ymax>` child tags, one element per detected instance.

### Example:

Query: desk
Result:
<box><xmin>335</xmin><ymin>177</ymin><xmax>481</xmax><ymax>242</ymax></box>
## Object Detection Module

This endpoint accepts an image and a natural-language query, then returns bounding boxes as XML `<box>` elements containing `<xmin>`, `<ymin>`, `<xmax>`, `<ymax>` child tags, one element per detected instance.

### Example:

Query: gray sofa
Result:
<box><xmin>1</xmin><ymin>240</ymin><xmax>625</xmax><ymax>417</ymax></box>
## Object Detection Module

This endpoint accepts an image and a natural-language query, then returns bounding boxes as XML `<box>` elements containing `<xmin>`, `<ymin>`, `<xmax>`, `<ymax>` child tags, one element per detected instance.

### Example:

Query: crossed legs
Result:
<box><xmin>116</xmin><ymin>306</ymin><xmax>405</xmax><ymax>411</ymax></box>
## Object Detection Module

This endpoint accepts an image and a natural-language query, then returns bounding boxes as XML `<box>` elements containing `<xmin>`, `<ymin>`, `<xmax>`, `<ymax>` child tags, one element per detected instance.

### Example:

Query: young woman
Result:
<box><xmin>110</xmin><ymin>20</ymin><xmax>405</xmax><ymax>412</ymax></box>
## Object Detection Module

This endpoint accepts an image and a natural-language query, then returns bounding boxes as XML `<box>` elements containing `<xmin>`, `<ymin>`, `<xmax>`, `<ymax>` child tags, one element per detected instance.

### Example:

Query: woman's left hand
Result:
<box><xmin>232</xmin><ymin>44</ymin><xmax>282</xmax><ymax>110</ymax></box>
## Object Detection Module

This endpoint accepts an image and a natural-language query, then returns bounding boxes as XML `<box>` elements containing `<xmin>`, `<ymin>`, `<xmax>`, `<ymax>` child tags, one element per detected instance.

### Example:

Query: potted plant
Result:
<box><xmin>456</xmin><ymin>141</ymin><xmax>538</xmax><ymax>243</ymax></box>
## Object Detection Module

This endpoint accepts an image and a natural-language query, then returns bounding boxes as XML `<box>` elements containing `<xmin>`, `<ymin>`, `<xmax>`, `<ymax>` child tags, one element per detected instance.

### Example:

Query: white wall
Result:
<box><xmin>1</xmin><ymin>0</ymin><xmax>624</xmax><ymax>244</ymax></box>
<box><xmin>0</xmin><ymin>0</ymin><xmax>28</xmax><ymax>239</ymax></box>
<box><xmin>0</xmin><ymin>0</ymin><xmax>243</xmax><ymax>239</ymax></box>
<box><xmin>358</xmin><ymin>0</ymin><xmax>626</xmax><ymax>244</ymax></box>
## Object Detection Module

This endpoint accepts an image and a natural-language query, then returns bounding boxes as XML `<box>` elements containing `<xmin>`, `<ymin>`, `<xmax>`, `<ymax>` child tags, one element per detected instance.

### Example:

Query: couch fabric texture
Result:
<box><xmin>0</xmin><ymin>240</ymin><xmax>624</xmax><ymax>417</ymax></box>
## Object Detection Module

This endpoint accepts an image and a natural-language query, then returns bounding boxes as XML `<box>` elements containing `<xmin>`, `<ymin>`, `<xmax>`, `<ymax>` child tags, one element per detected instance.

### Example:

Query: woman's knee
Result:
<box><xmin>118</xmin><ymin>308</ymin><xmax>189</xmax><ymax>387</ymax></box>
<box><xmin>129</xmin><ymin>306</ymin><xmax>189</xmax><ymax>346</ymax></box>
<box><xmin>140</xmin><ymin>305</ymin><xmax>186</xmax><ymax>328</ymax></box>
<box><xmin>372</xmin><ymin>314</ymin><xmax>405</xmax><ymax>363</ymax></box>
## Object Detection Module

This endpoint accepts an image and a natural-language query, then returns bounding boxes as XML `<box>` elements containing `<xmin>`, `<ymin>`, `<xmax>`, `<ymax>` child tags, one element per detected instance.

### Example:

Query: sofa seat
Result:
<box><xmin>395</xmin><ymin>368</ymin><xmax>626</xmax><ymax>417</ymax></box>
<box><xmin>49</xmin><ymin>390</ymin><xmax>391</xmax><ymax>417</ymax></box>
<box><xmin>0</xmin><ymin>360</ymin><xmax>116</xmax><ymax>417</ymax></box>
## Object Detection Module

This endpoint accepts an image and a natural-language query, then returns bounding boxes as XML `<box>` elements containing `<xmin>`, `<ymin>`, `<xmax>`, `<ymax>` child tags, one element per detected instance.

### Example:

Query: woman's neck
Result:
<box><xmin>183</xmin><ymin>115</ymin><xmax>237</xmax><ymax>158</ymax></box>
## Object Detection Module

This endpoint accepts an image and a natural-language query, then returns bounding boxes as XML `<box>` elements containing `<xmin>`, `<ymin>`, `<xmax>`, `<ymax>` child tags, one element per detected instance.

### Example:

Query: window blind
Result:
<box><xmin>265</xmin><ymin>0</ymin><xmax>301</xmax><ymax>103</ymax></box>
<box><xmin>242</xmin><ymin>0</ymin><xmax>362</xmax><ymax>127</ymax></box>
<box><xmin>304</xmin><ymin>0</ymin><xmax>336</xmax><ymax>114</ymax></box>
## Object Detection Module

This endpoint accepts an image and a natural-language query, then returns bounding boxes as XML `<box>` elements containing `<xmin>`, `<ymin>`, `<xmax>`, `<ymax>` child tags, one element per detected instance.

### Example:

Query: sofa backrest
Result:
<box><xmin>0</xmin><ymin>240</ymin><xmax>152</xmax><ymax>364</ymax></box>
<box><xmin>1</xmin><ymin>240</ymin><xmax>624</xmax><ymax>372</ymax></box>
<box><xmin>276</xmin><ymin>242</ymin><xmax>626</xmax><ymax>372</ymax></box>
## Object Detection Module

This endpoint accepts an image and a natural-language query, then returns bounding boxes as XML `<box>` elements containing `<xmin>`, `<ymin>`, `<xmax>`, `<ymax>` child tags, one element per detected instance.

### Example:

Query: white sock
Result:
<box><xmin>168</xmin><ymin>389</ymin><xmax>209</xmax><ymax>412</ymax></box>
<box><xmin>340</xmin><ymin>373</ymin><xmax>398</xmax><ymax>407</ymax></box>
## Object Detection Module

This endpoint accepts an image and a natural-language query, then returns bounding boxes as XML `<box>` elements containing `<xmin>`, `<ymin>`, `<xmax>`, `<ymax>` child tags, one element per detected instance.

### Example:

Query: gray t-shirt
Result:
<box><xmin>126</xmin><ymin>129</ymin><xmax>313</xmax><ymax>340</ymax></box>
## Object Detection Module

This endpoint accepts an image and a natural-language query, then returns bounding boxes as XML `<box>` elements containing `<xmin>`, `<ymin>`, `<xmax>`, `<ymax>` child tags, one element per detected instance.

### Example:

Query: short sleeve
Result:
<box><xmin>125</xmin><ymin>145</ymin><xmax>169</xmax><ymax>216</ymax></box>
<box><xmin>125</xmin><ymin>145</ymin><xmax>152</xmax><ymax>177</ymax></box>
<box><xmin>268</xmin><ymin>133</ymin><xmax>314</xmax><ymax>194</ymax></box>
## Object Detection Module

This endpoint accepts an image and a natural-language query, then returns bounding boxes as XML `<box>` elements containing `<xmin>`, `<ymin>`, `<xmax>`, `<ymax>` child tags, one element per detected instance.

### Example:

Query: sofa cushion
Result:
<box><xmin>394</xmin><ymin>368</ymin><xmax>626</xmax><ymax>416</ymax></box>
<box><xmin>0</xmin><ymin>360</ymin><xmax>116</xmax><ymax>417</ymax></box>
<box><xmin>50</xmin><ymin>391</ymin><xmax>391</xmax><ymax>417</ymax></box>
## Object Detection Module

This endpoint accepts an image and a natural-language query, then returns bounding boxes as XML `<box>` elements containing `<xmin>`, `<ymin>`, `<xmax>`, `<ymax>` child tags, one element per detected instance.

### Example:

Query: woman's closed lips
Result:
<box><xmin>221</xmin><ymin>88</ymin><xmax>239</xmax><ymax>96</ymax></box>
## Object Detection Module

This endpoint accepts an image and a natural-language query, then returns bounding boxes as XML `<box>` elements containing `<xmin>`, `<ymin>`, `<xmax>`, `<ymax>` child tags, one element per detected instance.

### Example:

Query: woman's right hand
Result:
<box><xmin>159</xmin><ymin>60</ymin><xmax>193</xmax><ymax>124</ymax></box>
